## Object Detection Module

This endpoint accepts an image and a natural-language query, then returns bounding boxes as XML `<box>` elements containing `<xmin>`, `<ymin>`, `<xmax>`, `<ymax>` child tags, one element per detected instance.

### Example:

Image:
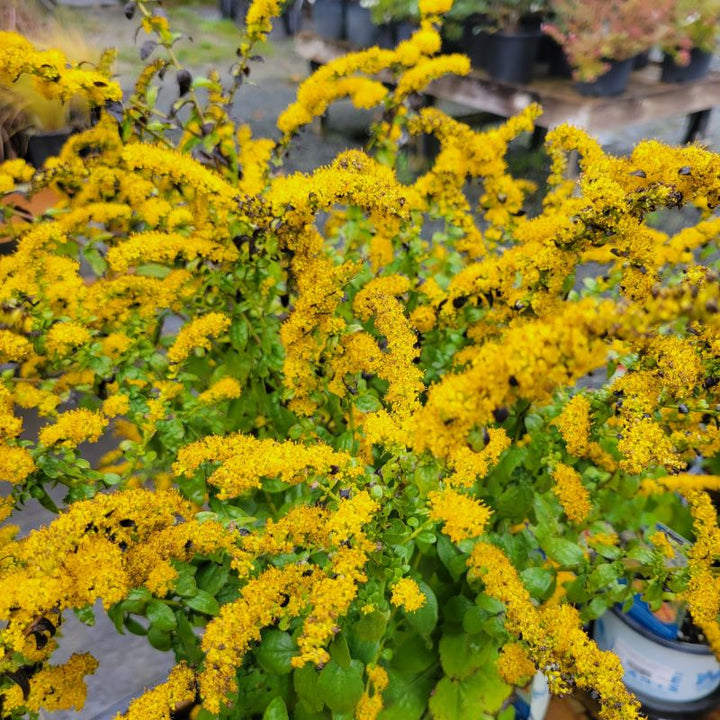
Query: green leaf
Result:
<box><xmin>495</xmin><ymin>484</ymin><xmax>533</xmax><ymax>522</ymax></box>
<box><xmin>329</xmin><ymin>634</ymin><xmax>352</xmax><ymax>669</ymax></box>
<box><xmin>317</xmin><ymin>660</ymin><xmax>364</xmax><ymax>713</ymax></box>
<box><xmin>137</xmin><ymin>263</ymin><xmax>171</xmax><ymax>278</ymax></box>
<box><xmin>175</xmin><ymin>612</ymin><xmax>204</xmax><ymax>665</ymax></box>
<box><xmin>74</xmin><ymin>605</ymin><xmax>96</xmax><ymax>626</ymax></box>
<box><xmin>353</xmin><ymin>611</ymin><xmax>388</xmax><ymax>642</ymax></box>
<box><xmin>177</xmin><ymin>472</ymin><xmax>207</xmax><ymax>505</ymax></box>
<box><xmin>196</xmin><ymin>562</ymin><xmax>229</xmax><ymax>595</ymax></box>
<box><xmin>83</xmin><ymin>247</ymin><xmax>107</xmax><ymax>275</ymax></box>
<box><xmin>124</xmin><ymin>616</ymin><xmax>148</xmax><ymax>636</ymax></box>
<box><xmin>391</xmin><ymin>633</ymin><xmax>434</xmax><ymax>675</ymax></box>
<box><xmin>439</xmin><ymin>633</ymin><xmax>494</xmax><ymax>680</ymax></box>
<box><xmin>406</xmin><ymin>581</ymin><xmax>438</xmax><ymax>637</ymax></box>
<box><xmin>257</xmin><ymin>630</ymin><xmax>296</xmax><ymax>675</ymax></box>
<box><xmin>429</xmin><ymin>670</ymin><xmax>510</xmax><ymax>720</ymax></box>
<box><xmin>230</xmin><ymin>318</ymin><xmax>249</xmax><ymax>351</ymax></box>
<box><xmin>294</xmin><ymin>665</ymin><xmax>324</xmax><ymax>713</ymax></box>
<box><xmin>186</xmin><ymin>589</ymin><xmax>220</xmax><ymax>616</ymax></box>
<box><xmin>520</xmin><ymin>567</ymin><xmax>555</xmax><ymax>600</ymax></box>
<box><xmin>264</xmin><ymin>697</ymin><xmax>289</xmax><ymax>720</ymax></box>
<box><xmin>148</xmin><ymin>625</ymin><xmax>173</xmax><ymax>651</ymax></box>
<box><xmin>108</xmin><ymin>603</ymin><xmax>124</xmax><ymax>634</ymax></box>
<box><xmin>379</xmin><ymin>668</ymin><xmax>435</xmax><ymax>720</ymax></box>
<box><xmin>541</xmin><ymin>536</ymin><xmax>586</xmax><ymax>567</ymax></box>
<box><xmin>355</xmin><ymin>394</ymin><xmax>382</xmax><ymax>413</ymax></box>
<box><xmin>147</xmin><ymin>600</ymin><xmax>177</xmax><ymax>632</ymax></box>
<box><xmin>122</xmin><ymin>587</ymin><xmax>152</xmax><ymax>614</ymax></box>
<box><xmin>587</xmin><ymin>563</ymin><xmax>620</xmax><ymax>592</ymax></box>
<box><xmin>627</xmin><ymin>546</ymin><xmax>654</xmax><ymax>564</ymax></box>
<box><xmin>173</xmin><ymin>566</ymin><xmax>198</xmax><ymax>598</ymax></box>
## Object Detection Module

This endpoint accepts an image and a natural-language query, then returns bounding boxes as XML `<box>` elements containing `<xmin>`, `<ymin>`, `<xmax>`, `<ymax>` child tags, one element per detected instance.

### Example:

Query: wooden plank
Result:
<box><xmin>294</xmin><ymin>33</ymin><xmax>720</xmax><ymax>134</ymax></box>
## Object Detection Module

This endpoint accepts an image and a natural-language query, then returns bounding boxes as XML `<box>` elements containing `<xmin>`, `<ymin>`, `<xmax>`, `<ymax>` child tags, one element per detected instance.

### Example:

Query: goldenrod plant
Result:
<box><xmin>1</xmin><ymin>2</ymin><xmax>720</xmax><ymax>719</ymax></box>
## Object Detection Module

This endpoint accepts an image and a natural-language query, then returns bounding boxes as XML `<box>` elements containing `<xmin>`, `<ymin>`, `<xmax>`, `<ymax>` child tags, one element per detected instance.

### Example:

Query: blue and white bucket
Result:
<box><xmin>593</xmin><ymin>608</ymin><xmax>720</xmax><ymax>703</ymax></box>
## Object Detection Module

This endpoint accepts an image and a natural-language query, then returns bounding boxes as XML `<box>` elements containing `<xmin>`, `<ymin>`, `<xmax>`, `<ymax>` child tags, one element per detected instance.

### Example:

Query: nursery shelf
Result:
<box><xmin>294</xmin><ymin>33</ymin><xmax>720</xmax><ymax>144</ymax></box>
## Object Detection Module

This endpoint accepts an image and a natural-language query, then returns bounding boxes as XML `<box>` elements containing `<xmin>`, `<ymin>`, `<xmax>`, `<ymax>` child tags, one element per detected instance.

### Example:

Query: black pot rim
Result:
<box><xmin>488</xmin><ymin>29</ymin><xmax>543</xmax><ymax>39</ymax></box>
<box><xmin>610</xmin><ymin>606</ymin><xmax>713</xmax><ymax>655</ymax></box>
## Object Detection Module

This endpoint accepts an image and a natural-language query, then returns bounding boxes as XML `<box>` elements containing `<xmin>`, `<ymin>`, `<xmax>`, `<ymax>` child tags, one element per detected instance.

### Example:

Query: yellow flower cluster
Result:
<box><xmin>497</xmin><ymin>642</ymin><xmax>536</xmax><ymax>686</ymax></box>
<box><xmin>199</xmin><ymin>564</ymin><xmax>315</xmax><ymax>712</ymax></box>
<box><xmin>114</xmin><ymin>663</ymin><xmax>196</xmax><ymax>720</ymax></box>
<box><xmin>167</xmin><ymin>313</ymin><xmax>231</xmax><ymax>365</ymax></box>
<box><xmin>468</xmin><ymin>543</ymin><xmax>641</xmax><ymax>720</ymax></box>
<box><xmin>0</xmin><ymin>31</ymin><xmax>121</xmax><ymax>105</ymax></box>
<box><xmin>390</xmin><ymin>577</ymin><xmax>426</xmax><ymax>611</ymax></box>
<box><xmin>356</xmin><ymin>665</ymin><xmax>389</xmax><ymax>720</ymax></box>
<box><xmin>0</xmin><ymin>445</ymin><xmax>36</xmax><ymax>485</ymax></box>
<box><xmin>45</xmin><ymin>322</ymin><xmax>92</xmax><ymax>356</ymax></box>
<box><xmin>2</xmin><ymin>653</ymin><xmax>99</xmax><ymax>714</ymax></box>
<box><xmin>428</xmin><ymin>488</ymin><xmax>492</xmax><ymax>542</ymax></box>
<box><xmin>174</xmin><ymin>432</ymin><xmax>361</xmax><ymax>499</ymax></box>
<box><xmin>197</xmin><ymin>377</ymin><xmax>242</xmax><ymax>404</ymax></box>
<box><xmin>38</xmin><ymin>408</ymin><xmax>108</xmax><ymax>448</ymax></box>
<box><xmin>551</xmin><ymin>463</ymin><xmax>592</xmax><ymax>525</ymax></box>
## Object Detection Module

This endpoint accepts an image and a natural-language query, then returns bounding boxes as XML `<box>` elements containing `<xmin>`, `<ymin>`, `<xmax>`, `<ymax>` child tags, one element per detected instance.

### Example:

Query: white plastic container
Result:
<box><xmin>593</xmin><ymin>609</ymin><xmax>720</xmax><ymax>703</ymax></box>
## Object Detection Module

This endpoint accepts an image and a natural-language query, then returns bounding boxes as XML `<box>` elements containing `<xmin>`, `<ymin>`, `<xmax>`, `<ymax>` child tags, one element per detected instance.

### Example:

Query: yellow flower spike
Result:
<box><xmin>114</xmin><ymin>663</ymin><xmax>196</xmax><ymax>720</ymax></box>
<box><xmin>38</xmin><ymin>408</ymin><xmax>108</xmax><ymax>448</ymax></box>
<box><xmin>551</xmin><ymin>463</ymin><xmax>592</xmax><ymax>525</ymax></box>
<box><xmin>428</xmin><ymin>487</ymin><xmax>492</xmax><ymax>542</ymax></box>
<box><xmin>497</xmin><ymin>643</ymin><xmax>536</xmax><ymax>686</ymax></box>
<box><xmin>2</xmin><ymin>653</ymin><xmax>99</xmax><ymax>714</ymax></box>
<box><xmin>419</xmin><ymin>0</ymin><xmax>454</xmax><ymax>16</ymax></box>
<box><xmin>167</xmin><ymin>313</ymin><xmax>231</xmax><ymax>366</ymax></box>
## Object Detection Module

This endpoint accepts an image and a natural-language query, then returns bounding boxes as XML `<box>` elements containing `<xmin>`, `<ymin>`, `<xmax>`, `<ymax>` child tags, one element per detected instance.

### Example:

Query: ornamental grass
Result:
<box><xmin>0</xmin><ymin>1</ymin><xmax>720</xmax><ymax>719</ymax></box>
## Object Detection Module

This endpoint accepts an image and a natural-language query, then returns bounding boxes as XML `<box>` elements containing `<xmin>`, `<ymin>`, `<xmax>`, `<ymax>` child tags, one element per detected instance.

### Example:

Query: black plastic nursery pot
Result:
<box><xmin>25</xmin><ymin>131</ymin><xmax>70</xmax><ymax>169</ymax></box>
<box><xmin>345</xmin><ymin>2</ymin><xmax>378</xmax><ymax>48</ymax></box>
<box><xmin>593</xmin><ymin>607</ymin><xmax>720</xmax><ymax>715</ymax></box>
<box><xmin>633</xmin><ymin>51</ymin><xmax>650</xmax><ymax>70</ymax></box>
<box><xmin>575</xmin><ymin>57</ymin><xmax>633</xmax><ymax>97</ymax></box>
<box><xmin>312</xmin><ymin>0</ymin><xmax>345</xmax><ymax>40</ymax></box>
<box><xmin>661</xmin><ymin>49</ymin><xmax>713</xmax><ymax>83</ymax></box>
<box><xmin>393</xmin><ymin>21</ymin><xmax>415</xmax><ymax>44</ymax></box>
<box><xmin>545</xmin><ymin>37</ymin><xmax>572</xmax><ymax>79</ymax></box>
<box><xmin>219</xmin><ymin>0</ymin><xmax>248</xmax><ymax>21</ymax></box>
<box><xmin>453</xmin><ymin>14</ymin><xmax>488</xmax><ymax>69</ymax></box>
<box><xmin>485</xmin><ymin>31</ymin><xmax>542</xmax><ymax>85</ymax></box>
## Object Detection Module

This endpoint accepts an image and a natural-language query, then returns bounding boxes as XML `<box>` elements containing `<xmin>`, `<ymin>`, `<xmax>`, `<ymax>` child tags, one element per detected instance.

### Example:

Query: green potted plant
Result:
<box><xmin>660</xmin><ymin>0</ymin><xmax>720</xmax><ymax>82</ymax></box>
<box><xmin>445</xmin><ymin>0</ymin><xmax>549</xmax><ymax>82</ymax></box>
<box><xmin>0</xmin><ymin>24</ymin><xmax>114</xmax><ymax>167</ymax></box>
<box><xmin>544</xmin><ymin>0</ymin><xmax>674</xmax><ymax>94</ymax></box>
<box><xmin>367</xmin><ymin>0</ymin><xmax>419</xmax><ymax>45</ymax></box>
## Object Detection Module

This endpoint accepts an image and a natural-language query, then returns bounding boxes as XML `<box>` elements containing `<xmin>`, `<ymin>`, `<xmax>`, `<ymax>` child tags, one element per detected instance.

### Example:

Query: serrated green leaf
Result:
<box><xmin>587</xmin><ymin>562</ymin><xmax>621</xmax><ymax>592</ymax></box>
